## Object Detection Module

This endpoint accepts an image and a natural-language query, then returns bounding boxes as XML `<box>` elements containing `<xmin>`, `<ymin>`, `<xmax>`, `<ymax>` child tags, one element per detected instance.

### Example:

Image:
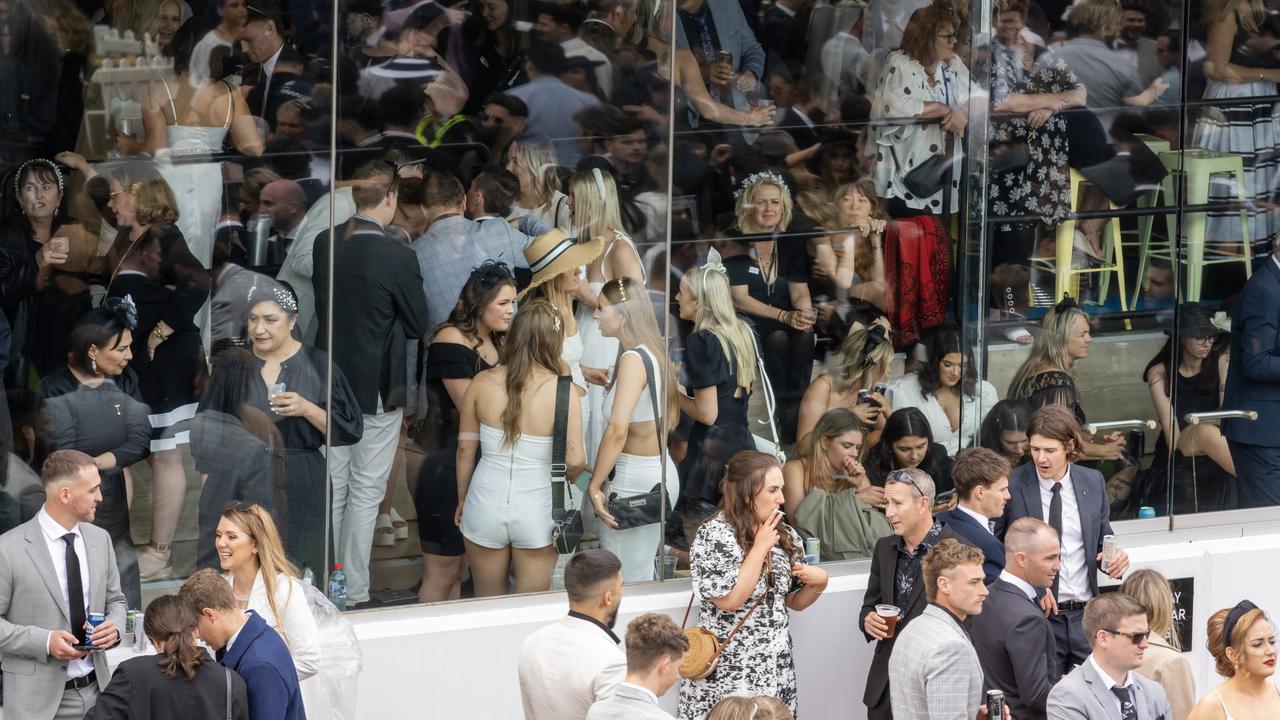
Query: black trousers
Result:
<box><xmin>1049</xmin><ymin>606</ymin><xmax>1091</xmax><ymax>677</ymax></box>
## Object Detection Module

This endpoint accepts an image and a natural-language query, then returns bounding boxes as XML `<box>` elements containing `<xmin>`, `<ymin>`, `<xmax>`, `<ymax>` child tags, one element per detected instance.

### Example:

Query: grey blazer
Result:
<box><xmin>585</xmin><ymin>683</ymin><xmax>674</xmax><ymax>720</ymax></box>
<box><xmin>1047</xmin><ymin>656</ymin><xmax>1172</xmax><ymax>720</ymax></box>
<box><xmin>888</xmin><ymin>604</ymin><xmax>984</xmax><ymax>720</ymax></box>
<box><xmin>0</xmin><ymin>515</ymin><xmax>128</xmax><ymax>719</ymax></box>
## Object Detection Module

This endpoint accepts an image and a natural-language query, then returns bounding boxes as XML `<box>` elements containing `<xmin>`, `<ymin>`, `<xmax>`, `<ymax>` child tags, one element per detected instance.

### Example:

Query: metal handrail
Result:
<box><xmin>1184</xmin><ymin>410</ymin><xmax>1258</xmax><ymax>425</ymax></box>
<box><xmin>1084</xmin><ymin>419</ymin><xmax>1158</xmax><ymax>434</ymax></box>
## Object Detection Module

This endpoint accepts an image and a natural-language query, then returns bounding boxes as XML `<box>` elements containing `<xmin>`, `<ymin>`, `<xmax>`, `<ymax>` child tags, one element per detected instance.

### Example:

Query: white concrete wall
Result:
<box><xmin>347</xmin><ymin>514</ymin><xmax>1280</xmax><ymax>720</ymax></box>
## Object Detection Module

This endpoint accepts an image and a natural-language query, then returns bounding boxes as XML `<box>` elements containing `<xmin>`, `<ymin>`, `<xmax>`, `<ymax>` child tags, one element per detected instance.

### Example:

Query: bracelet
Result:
<box><xmin>777</xmin><ymin>309</ymin><xmax>785</xmax><ymax>322</ymax></box>
<box><xmin>151</xmin><ymin>327</ymin><xmax>170</xmax><ymax>341</ymax></box>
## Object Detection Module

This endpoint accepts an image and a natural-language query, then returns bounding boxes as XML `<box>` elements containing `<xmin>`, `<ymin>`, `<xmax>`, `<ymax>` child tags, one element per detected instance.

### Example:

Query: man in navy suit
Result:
<box><xmin>937</xmin><ymin>447</ymin><xmax>1011</xmax><ymax>583</ymax></box>
<box><xmin>998</xmin><ymin>405</ymin><xmax>1130</xmax><ymax>677</ymax></box>
<box><xmin>971</xmin><ymin>518</ymin><xmax>1061</xmax><ymax>720</ymax></box>
<box><xmin>1222</xmin><ymin>241</ymin><xmax>1280</xmax><ymax>507</ymax></box>
<box><xmin>181</xmin><ymin>568</ymin><xmax>305</xmax><ymax>720</ymax></box>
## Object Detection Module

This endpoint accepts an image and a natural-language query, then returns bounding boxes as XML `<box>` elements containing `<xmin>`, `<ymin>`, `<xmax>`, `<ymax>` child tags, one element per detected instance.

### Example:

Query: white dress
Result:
<box><xmin>460</xmin><ymin>424</ymin><xmax>556</xmax><ymax>549</ymax></box>
<box><xmin>596</xmin><ymin>345</ymin><xmax>680</xmax><ymax>582</ymax></box>
<box><xmin>156</xmin><ymin>80</ymin><xmax>232</xmax><ymax>270</ymax></box>
<box><xmin>887</xmin><ymin>372</ymin><xmax>1000</xmax><ymax>455</ymax></box>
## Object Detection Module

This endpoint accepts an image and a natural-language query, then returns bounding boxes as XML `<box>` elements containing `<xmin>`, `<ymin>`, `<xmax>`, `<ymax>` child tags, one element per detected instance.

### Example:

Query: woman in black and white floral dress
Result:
<box><xmin>678</xmin><ymin>451</ymin><xmax>828</xmax><ymax>719</ymax></box>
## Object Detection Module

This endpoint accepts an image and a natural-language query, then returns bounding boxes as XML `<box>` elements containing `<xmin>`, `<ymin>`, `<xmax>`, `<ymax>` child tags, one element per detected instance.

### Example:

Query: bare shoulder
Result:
<box><xmin>432</xmin><ymin>326</ymin><xmax>469</xmax><ymax>345</ymax></box>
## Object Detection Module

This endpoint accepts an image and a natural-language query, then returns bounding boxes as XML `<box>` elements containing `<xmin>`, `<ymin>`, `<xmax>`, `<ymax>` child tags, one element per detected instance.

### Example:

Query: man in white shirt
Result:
<box><xmin>998</xmin><ymin>405</ymin><xmax>1130</xmax><ymax>677</ymax></box>
<box><xmin>972</xmin><ymin>518</ymin><xmax>1061</xmax><ymax>720</ymax></box>
<box><xmin>0</xmin><ymin>450</ymin><xmax>125</xmax><ymax>719</ymax></box>
<box><xmin>519</xmin><ymin>550</ymin><xmax>627</xmax><ymax>720</ymax></box>
<box><xmin>1047</xmin><ymin>593</ymin><xmax>1173</xmax><ymax>720</ymax></box>
<box><xmin>937</xmin><ymin>447</ymin><xmax>1012</xmax><ymax>583</ymax></box>
<box><xmin>586</xmin><ymin>613</ymin><xmax>688</xmax><ymax>719</ymax></box>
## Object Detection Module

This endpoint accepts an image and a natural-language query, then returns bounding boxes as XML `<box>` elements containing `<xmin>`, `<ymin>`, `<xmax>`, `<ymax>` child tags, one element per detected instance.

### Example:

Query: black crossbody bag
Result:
<box><xmin>550</xmin><ymin>376</ymin><xmax>584</xmax><ymax>554</ymax></box>
<box><xmin>605</xmin><ymin>348</ymin><xmax>672</xmax><ymax>530</ymax></box>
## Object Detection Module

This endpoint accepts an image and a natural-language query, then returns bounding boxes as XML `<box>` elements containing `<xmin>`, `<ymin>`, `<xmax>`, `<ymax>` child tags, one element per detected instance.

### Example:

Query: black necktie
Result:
<box><xmin>1049</xmin><ymin>482</ymin><xmax>1063</xmax><ymax>597</ymax></box>
<box><xmin>62</xmin><ymin>533</ymin><xmax>87</xmax><ymax>645</ymax></box>
<box><xmin>1111</xmin><ymin>686</ymin><xmax>1137</xmax><ymax>720</ymax></box>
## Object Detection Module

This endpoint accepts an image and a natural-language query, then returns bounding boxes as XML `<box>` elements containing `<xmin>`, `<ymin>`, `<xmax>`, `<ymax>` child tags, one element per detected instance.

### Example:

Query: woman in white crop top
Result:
<box><xmin>587</xmin><ymin>277</ymin><xmax>681</xmax><ymax>582</ymax></box>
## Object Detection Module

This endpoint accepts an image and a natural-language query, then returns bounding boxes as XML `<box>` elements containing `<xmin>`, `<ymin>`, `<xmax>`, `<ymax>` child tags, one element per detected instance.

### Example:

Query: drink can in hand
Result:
<box><xmin>85</xmin><ymin>613</ymin><xmax>105</xmax><ymax>648</ymax></box>
<box><xmin>987</xmin><ymin>689</ymin><xmax>1005</xmax><ymax>719</ymax></box>
<box><xmin>1102</xmin><ymin>534</ymin><xmax>1117</xmax><ymax>572</ymax></box>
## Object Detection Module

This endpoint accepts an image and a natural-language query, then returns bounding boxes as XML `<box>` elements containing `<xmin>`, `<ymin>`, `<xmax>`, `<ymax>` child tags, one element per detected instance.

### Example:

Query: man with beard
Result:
<box><xmin>518</xmin><ymin>549</ymin><xmax>627</xmax><ymax>720</ymax></box>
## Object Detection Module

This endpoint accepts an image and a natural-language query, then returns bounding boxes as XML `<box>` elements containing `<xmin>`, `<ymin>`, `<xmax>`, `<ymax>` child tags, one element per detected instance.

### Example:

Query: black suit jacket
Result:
<box><xmin>1223</xmin><ymin>254</ymin><xmax>1280</xmax><ymax>446</ymax></box>
<box><xmin>859</xmin><ymin>522</ymin><xmax>973</xmax><ymax>709</ymax></box>
<box><xmin>936</xmin><ymin>508</ymin><xmax>1004</xmax><ymax>583</ymax></box>
<box><xmin>970</xmin><ymin>578</ymin><xmax>1057</xmax><ymax>720</ymax></box>
<box><xmin>314</xmin><ymin>216</ymin><xmax>431</xmax><ymax>414</ymax></box>
<box><xmin>85</xmin><ymin>654</ymin><xmax>250</xmax><ymax>720</ymax></box>
<box><xmin>997</xmin><ymin>462</ymin><xmax>1112</xmax><ymax>598</ymax></box>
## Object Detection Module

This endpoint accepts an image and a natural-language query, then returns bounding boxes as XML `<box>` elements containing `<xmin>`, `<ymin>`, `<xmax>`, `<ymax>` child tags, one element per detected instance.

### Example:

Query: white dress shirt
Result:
<box><xmin>224</xmin><ymin>611</ymin><xmax>251</xmax><ymax>653</ymax></box>
<box><xmin>1089</xmin><ymin>654</ymin><xmax>1135</xmax><ymax>716</ymax></box>
<box><xmin>1037</xmin><ymin>467</ymin><xmax>1090</xmax><ymax>602</ymax></box>
<box><xmin>957</xmin><ymin>504</ymin><xmax>993</xmax><ymax>535</ymax></box>
<box><xmin>998</xmin><ymin>569</ymin><xmax>1037</xmax><ymax>601</ymax></box>
<box><xmin>36</xmin><ymin>508</ymin><xmax>93</xmax><ymax>679</ymax></box>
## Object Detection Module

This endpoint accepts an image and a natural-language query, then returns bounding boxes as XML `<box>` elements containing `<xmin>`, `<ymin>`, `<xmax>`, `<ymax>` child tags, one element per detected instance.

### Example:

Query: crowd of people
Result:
<box><xmin>0</xmin><ymin>0</ymin><xmax>1277</xmax><ymax>673</ymax></box>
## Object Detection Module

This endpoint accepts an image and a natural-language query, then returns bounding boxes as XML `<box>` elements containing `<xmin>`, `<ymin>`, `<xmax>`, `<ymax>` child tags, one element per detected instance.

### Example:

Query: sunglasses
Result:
<box><xmin>1104</xmin><ymin>628</ymin><xmax>1150</xmax><ymax>644</ymax></box>
<box><xmin>886</xmin><ymin>469</ymin><xmax>925</xmax><ymax>498</ymax></box>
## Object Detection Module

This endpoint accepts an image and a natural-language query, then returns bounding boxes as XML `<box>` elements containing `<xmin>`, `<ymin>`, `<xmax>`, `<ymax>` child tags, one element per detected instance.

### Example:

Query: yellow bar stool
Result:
<box><xmin>1030</xmin><ymin>169</ymin><xmax>1128</xmax><ymax>314</ymax></box>
<box><xmin>1134</xmin><ymin>148</ymin><xmax>1251</xmax><ymax>304</ymax></box>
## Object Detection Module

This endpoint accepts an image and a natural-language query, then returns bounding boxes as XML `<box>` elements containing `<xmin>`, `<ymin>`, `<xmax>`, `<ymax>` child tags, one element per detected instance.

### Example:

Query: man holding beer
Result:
<box><xmin>858</xmin><ymin>468</ymin><xmax>975</xmax><ymax>720</ymax></box>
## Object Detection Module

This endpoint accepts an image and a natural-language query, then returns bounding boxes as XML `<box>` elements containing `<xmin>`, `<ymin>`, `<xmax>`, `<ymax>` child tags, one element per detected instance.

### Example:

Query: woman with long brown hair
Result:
<box><xmin>678</xmin><ymin>451</ymin><xmax>829</xmax><ymax>719</ymax></box>
<box><xmin>413</xmin><ymin>261</ymin><xmax>517</xmax><ymax>602</ymax></box>
<box><xmin>86</xmin><ymin>594</ymin><xmax>250</xmax><ymax>719</ymax></box>
<box><xmin>456</xmin><ymin>300</ymin><xmax>586</xmax><ymax>596</ymax></box>
<box><xmin>585</xmin><ymin>276</ymin><xmax>679</xmax><ymax>582</ymax></box>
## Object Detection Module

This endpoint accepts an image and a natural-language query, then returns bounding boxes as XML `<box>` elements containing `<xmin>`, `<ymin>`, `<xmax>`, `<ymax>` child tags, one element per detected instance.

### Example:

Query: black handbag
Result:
<box><xmin>549</xmin><ymin>376</ymin><xmax>584</xmax><ymax>554</ymax></box>
<box><xmin>890</xmin><ymin>133</ymin><xmax>957</xmax><ymax>201</ymax></box>
<box><xmin>605</xmin><ymin>349</ymin><xmax>672</xmax><ymax>530</ymax></box>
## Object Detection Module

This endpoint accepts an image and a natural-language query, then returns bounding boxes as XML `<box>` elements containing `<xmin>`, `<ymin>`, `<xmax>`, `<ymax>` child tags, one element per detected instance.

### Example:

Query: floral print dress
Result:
<box><xmin>987</xmin><ymin>44</ymin><xmax>1082</xmax><ymax>231</ymax></box>
<box><xmin>677</xmin><ymin>514</ymin><xmax>804</xmax><ymax>719</ymax></box>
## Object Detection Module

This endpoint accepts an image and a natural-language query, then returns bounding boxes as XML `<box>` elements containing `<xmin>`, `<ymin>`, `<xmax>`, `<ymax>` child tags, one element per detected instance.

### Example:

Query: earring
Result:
<box><xmin>90</xmin><ymin>354</ymin><xmax>98</xmax><ymax>375</ymax></box>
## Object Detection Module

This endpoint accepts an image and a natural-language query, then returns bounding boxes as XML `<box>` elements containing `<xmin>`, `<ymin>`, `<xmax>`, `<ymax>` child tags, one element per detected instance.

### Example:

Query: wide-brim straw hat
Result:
<box><xmin>518</xmin><ymin>229</ymin><xmax>604</xmax><ymax>300</ymax></box>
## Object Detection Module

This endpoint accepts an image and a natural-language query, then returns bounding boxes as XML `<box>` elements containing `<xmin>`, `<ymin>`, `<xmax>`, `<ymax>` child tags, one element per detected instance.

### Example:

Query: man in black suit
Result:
<box><xmin>1223</xmin><ymin>238</ymin><xmax>1280</xmax><ymax>507</ymax></box>
<box><xmin>971</xmin><ymin>518</ymin><xmax>1061</xmax><ymax>720</ymax></box>
<box><xmin>239</xmin><ymin>0</ymin><xmax>289</xmax><ymax>125</ymax></box>
<box><xmin>997</xmin><ymin>405</ymin><xmax>1131</xmax><ymax>677</ymax></box>
<box><xmin>315</xmin><ymin>160</ymin><xmax>430</xmax><ymax>608</ymax></box>
<box><xmin>936</xmin><ymin>447</ymin><xmax>1011</xmax><ymax>583</ymax></box>
<box><xmin>859</xmin><ymin>467</ymin><xmax>973</xmax><ymax>720</ymax></box>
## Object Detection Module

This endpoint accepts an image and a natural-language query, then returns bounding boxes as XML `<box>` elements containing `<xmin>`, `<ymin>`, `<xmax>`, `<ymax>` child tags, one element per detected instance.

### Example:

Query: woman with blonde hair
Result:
<box><xmin>456</xmin><ymin>301</ymin><xmax>587</xmax><ymax>595</ymax></box>
<box><xmin>673</xmin><ymin>251</ymin><xmax>759</xmax><ymax>537</ymax></box>
<box><xmin>568</xmin><ymin>167</ymin><xmax>645</xmax><ymax>463</ymax></box>
<box><xmin>216</xmin><ymin>504</ymin><xmax>322</xmax><ymax>693</ymax></box>
<box><xmin>797</xmin><ymin>324</ymin><xmax>893</xmax><ymax>449</ymax></box>
<box><xmin>1122</xmin><ymin>570</ymin><xmax>1195</xmax><ymax>720</ymax></box>
<box><xmin>1008</xmin><ymin>296</ymin><xmax>1125</xmax><ymax>461</ymax></box>
<box><xmin>705</xmin><ymin>695</ymin><xmax>795</xmax><ymax>720</ymax></box>
<box><xmin>812</xmin><ymin>179</ymin><xmax>889</xmax><ymax>311</ymax></box>
<box><xmin>105</xmin><ymin>161</ymin><xmax>211</xmax><ymax>582</ymax></box>
<box><xmin>1187</xmin><ymin>600</ymin><xmax>1280</xmax><ymax>719</ymax></box>
<box><xmin>507</xmin><ymin>133</ymin><xmax>572</xmax><ymax>230</ymax></box>
<box><xmin>782</xmin><ymin>408</ymin><xmax>890</xmax><ymax>559</ymax></box>
<box><xmin>586</xmin><ymin>277</ymin><xmax>680</xmax><ymax>581</ymax></box>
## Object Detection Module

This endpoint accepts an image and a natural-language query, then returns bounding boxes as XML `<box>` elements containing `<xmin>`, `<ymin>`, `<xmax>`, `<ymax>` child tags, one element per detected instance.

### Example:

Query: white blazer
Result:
<box><xmin>224</xmin><ymin>570</ymin><xmax>322</xmax><ymax>679</ymax></box>
<box><xmin>519</xmin><ymin>615</ymin><xmax>627</xmax><ymax>720</ymax></box>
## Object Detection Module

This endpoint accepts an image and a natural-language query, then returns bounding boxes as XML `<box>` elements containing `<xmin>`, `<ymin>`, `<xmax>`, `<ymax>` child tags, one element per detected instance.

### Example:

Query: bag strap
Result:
<box><xmin>682</xmin><ymin>575</ymin><xmax>771</xmax><ymax>639</ymax></box>
<box><xmin>634</xmin><ymin>347</ymin><xmax>664</xmax><ymax>457</ymax></box>
<box><xmin>551</xmin><ymin>375</ymin><xmax>571</xmax><ymax>512</ymax></box>
<box><xmin>748</xmin><ymin>332</ymin><xmax>782</xmax><ymax>450</ymax></box>
<box><xmin>941</xmin><ymin>132</ymin><xmax>955</xmax><ymax>219</ymax></box>
<box><xmin>225</xmin><ymin>666</ymin><xmax>233</xmax><ymax>720</ymax></box>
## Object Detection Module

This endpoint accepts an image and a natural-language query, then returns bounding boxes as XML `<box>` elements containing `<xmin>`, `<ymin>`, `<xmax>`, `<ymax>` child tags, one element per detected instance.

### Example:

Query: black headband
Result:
<box><xmin>1223</xmin><ymin>600</ymin><xmax>1259</xmax><ymax>646</ymax></box>
<box><xmin>1054</xmin><ymin>293</ymin><xmax>1080</xmax><ymax>315</ymax></box>
<box><xmin>855</xmin><ymin>324</ymin><xmax>888</xmax><ymax>368</ymax></box>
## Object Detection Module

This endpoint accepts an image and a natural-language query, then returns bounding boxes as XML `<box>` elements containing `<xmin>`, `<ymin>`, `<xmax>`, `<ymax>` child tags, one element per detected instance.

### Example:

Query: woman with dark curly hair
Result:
<box><xmin>678</xmin><ymin>451</ymin><xmax>827</xmax><ymax>719</ymax></box>
<box><xmin>889</xmin><ymin>325</ymin><xmax>998</xmax><ymax>455</ymax></box>
<box><xmin>414</xmin><ymin>261</ymin><xmax>517</xmax><ymax>602</ymax></box>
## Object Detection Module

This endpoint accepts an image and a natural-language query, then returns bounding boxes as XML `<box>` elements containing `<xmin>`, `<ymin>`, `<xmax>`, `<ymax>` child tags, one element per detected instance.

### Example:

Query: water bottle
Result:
<box><xmin>301</xmin><ymin>564</ymin><xmax>315</xmax><ymax>587</ymax></box>
<box><xmin>327</xmin><ymin>563</ymin><xmax>348</xmax><ymax>611</ymax></box>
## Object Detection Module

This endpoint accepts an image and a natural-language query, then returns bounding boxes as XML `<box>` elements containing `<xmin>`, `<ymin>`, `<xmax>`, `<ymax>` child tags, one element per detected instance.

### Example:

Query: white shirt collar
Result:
<box><xmin>999</xmin><ymin>569</ymin><xmax>1037</xmax><ymax>601</ymax></box>
<box><xmin>225</xmin><ymin>611</ymin><xmax>251</xmax><ymax>652</ymax></box>
<box><xmin>1036</xmin><ymin>464</ymin><xmax>1071</xmax><ymax>489</ymax></box>
<box><xmin>37</xmin><ymin>506</ymin><xmax>78</xmax><ymax>542</ymax></box>
<box><xmin>957</xmin><ymin>503</ymin><xmax>992</xmax><ymax>533</ymax></box>
<box><xmin>263</xmin><ymin>43</ymin><xmax>285</xmax><ymax>78</ymax></box>
<box><xmin>1089</xmin><ymin>654</ymin><xmax>1132</xmax><ymax>689</ymax></box>
<box><xmin>774</xmin><ymin>3</ymin><xmax>796</xmax><ymax>17</ymax></box>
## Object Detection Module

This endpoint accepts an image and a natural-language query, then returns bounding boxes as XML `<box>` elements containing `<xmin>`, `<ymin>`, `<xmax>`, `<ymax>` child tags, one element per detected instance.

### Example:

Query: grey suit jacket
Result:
<box><xmin>889</xmin><ymin>604</ymin><xmax>984</xmax><ymax>720</ymax></box>
<box><xmin>0</xmin><ymin>515</ymin><xmax>127</xmax><ymax>719</ymax></box>
<box><xmin>672</xmin><ymin>0</ymin><xmax>766</xmax><ymax>119</ymax></box>
<box><xmin>585</xmin><ymin>683</ymin><xmax>673</xmax><ymax>720</ymax></box>
<box><xmin>1047</xmin><ymin>656</ymin><xmax>1172</xmax><ymax>720</ymax></box>
<box><xmin>971</xmin><ymin>578</ymin><xmax>1058</xmax><ymax>720</ymax></box>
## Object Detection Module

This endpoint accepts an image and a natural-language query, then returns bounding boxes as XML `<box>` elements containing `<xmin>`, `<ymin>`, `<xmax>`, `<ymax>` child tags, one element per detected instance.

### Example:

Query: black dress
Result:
<box><xmin>42</xmin><ymin>366</ymin><xmax>150</xmax><ymax>608</ymax></box>
<box><xmin>196</xmin><ymin>344</ymin><xmax>362</xmax><ymax>577</ymax></box>
<box><xmin>1137</xmin><ymin>365</ymin><xmax>1232</xmax><ymax>515</ymax></box>
<box><xmin>678</xmin><ymin>330</ymin><xmax>755</xmax><ymax>516</ymax></box>
<box><xmin>413</xmin><ymin>341</ymin><xmax>492</xmax><ymax>557</ymax></box>
<box><xmin>1018</xmin><ymin>370</ymin><xmax>1086</xmax><ymax>425</ymax></box>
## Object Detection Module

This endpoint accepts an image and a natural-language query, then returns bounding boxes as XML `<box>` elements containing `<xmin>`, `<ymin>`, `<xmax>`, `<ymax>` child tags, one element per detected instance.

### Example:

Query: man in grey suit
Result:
<box><xmin>0</xmin><ymin>449</ymin><xmax>127</xmax><ymax>719</ymax></box>
<box><xmin>888</xmin><ymin>539</ymin><xmax>989</xmax><ymax>720</ymax></box>
<box><xmin>586</xmin><ymin>612</ymin><xmax>688</xmax><ymax>719</ymax></box>
<box><xmin>1047</xmin><ymin>593</ymin><xmax>1173</xmax><ymax>720</ymax></box>
<box><xmin>972</xmin><ymin>518</ymin><xmax>1062</xmax><ymax>720</ymax></box>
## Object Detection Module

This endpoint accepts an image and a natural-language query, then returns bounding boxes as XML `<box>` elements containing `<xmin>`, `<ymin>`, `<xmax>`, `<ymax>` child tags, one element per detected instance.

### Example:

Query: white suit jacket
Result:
<box><xmin>519</xmin><ymin>614</ymin><xmax>626</xmax><ymax>720</ymax></box>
